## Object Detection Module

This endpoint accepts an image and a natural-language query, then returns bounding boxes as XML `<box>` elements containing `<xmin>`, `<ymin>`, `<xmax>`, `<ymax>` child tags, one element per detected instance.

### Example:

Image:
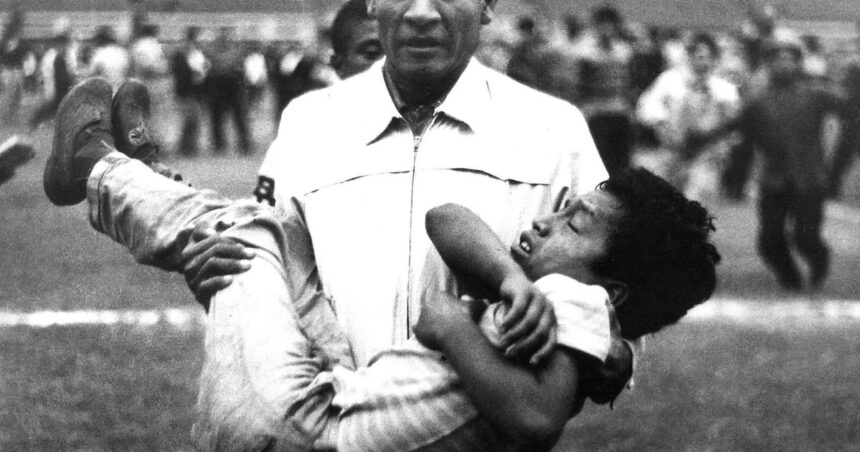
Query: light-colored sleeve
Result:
<box><xmin>479</xmin><ymin>274</ymin><xmax>612</xmax><ymax>362</ymax></box>
<box><xmin>714</xmin><ymin>76</ymin><xmax>742</xmax><ymax>119</ymax></box>
<box><xmin>636</xmin><ymin>71</ymin><xmax>673</xmax><ymax>127</ymax></box>
<box><xmin>533</xmin><ymin>274</ymin><xmax>612</xmax><ymax>362</ymax></box>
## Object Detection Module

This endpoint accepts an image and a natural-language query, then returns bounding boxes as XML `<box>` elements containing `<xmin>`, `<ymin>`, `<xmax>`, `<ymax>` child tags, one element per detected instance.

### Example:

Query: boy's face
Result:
<box><xmin>511</xmin><ymin>189</ymin><xmax>623</xmax><ymax>284</ymax></box>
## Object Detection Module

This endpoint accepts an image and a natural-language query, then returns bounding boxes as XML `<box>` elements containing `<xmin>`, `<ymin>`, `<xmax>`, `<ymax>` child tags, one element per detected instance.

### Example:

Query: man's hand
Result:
<box><xmin>498</xmin><ymin>274</ymin><xmax>557</xmax><ymax>365</ymax></box>
<box><xmin>181</xmin><ymin>225</ymin><xmax>255</xmax><ymax>310</ymax></box>
<box><xmin>413</xmin><ymin>291</ymin><xmax>474</xmax><ymax>351</ymax></box>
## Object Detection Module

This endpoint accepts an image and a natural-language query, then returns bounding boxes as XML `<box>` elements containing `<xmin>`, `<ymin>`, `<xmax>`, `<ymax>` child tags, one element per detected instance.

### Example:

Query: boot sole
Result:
<box><xmin>111</xmin><ymin>79</ymin><xmax>152</xmax><ymax>157</ymax></box>
<box><xmin>43</xmin><ymin>78</ymin><xmax>113</xmax><ymax>206</ymax></box>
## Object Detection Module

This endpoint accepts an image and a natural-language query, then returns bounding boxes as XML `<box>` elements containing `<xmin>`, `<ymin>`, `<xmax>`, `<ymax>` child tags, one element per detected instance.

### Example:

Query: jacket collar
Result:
<box><xmin>357</xmin><ymin>57</ymin><xmax>494</xmax><ymax>144</ymax></box>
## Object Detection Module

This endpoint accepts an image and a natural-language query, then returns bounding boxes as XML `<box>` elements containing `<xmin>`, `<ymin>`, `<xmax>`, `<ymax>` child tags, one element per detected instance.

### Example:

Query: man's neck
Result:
<box><xmin>383</xmin><ymin>61</ymin><xmax>468</xmax><ymax>110</ymax></box>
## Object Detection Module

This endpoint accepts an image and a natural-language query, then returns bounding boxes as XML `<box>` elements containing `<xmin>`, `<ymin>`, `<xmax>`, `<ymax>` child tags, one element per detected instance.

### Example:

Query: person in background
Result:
<box><xmin>205</xmin><ymin>27</ymin><xmax>251</xmax><ymax>155</ymax></box>
<box><xmin>170</xmin><ymin>26</ymin><xmax>209</xmax><ymax>157</ymax></box>
<box><xmin>627</xmin><ymin>24</ymin><xmax>666</xmax><ymax>150</ymax></box>
<box><xmin>0</xmin><ymin>8</ymin><xmax>31</xmax><ymax>124</ymax></box>
<box><xmin>827</xmin><ymin>60</ymin><xmax>860</xmax><ymax>199</ymax></box>
<box><xmin>87</xmin><ymin>26</ymin><xmax>130</xmax><ymax>91</ymax></box>
<box><xmin>129</xmin><ymin>24</ymin><xmax>167</xmax><ymax>80</ymax></box>
<box><xmin>328</xmin><ymin>0</ymin><xmax>383</xmax><ymax>79</ymax></box>
<box><xmin>506</xmin><ymin>16</ymin><xmax>552</xmax><ymax>92</ymax></box>
<box><xmin>573</xmin><ymin>5</ymin><xmax>635</xmax><ymax>176</ymax></box>
<box><xmin>29</xmin><ymin>20</ymin><xmax>77</xmax><ymax>130</ymax></box>
<box><xmin>628</xmin><ymin>25</ymin><xmax>665</xmax><ymax>102</ymax></box>
<box><xmin>0</xmin><ymin>135</ymin><xmax>34</xmax><ymax>187</ymax></box>
<box><xmin>720</xmin><ymin>31</ymin><xmax>847</xmax><ymax>291</ymax></box>
<box><xmin>242</xmin><ymin>40</ymin><xmax>268</xmax><ymax>110</ymax></box>
<box><xmin>637</xmin><ymin>32</ymin><xmax>740</xmax><ymax>202</ymax></box>
<box><xmin>272</xmin><ymin>48</ymin><xmax>330</xmax><ymax>123</ymax></box>
<box><xmin>659</xmin><ymin>28</ymin><xmax>686</xmax><ymax>70</ymax></box>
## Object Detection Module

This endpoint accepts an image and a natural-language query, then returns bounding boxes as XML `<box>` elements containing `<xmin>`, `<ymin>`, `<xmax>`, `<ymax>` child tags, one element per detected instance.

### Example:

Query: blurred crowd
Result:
<box><xmin>1</xmin><ymin>2</ymin><xmax>858</xmax><ymax>293</ymax></box>
<box><xmin>0</xmin><ymin>7</ymin><xmax>345</xmax><ymax>155</ymax></box>
<box><xmin>1</xmin><ymin>5</ymin><xmax>857</xmax><ymax>190</ymax></box>
<box><xmin>479</xmin><ymin>6</ymin><xmax>860</xmax><ymax>202</ymax></box>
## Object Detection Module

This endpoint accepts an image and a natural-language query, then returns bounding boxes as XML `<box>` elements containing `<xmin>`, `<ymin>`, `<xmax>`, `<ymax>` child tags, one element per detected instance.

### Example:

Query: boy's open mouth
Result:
<box><xmin>519</xmin><ymin>240</ymin><xmax>531</xmax><ymax>253</ymax></box>
<box><xmin>511</xmin><ymin>231</ymin><xmax>533</xmax><ymax>261</ymax></box>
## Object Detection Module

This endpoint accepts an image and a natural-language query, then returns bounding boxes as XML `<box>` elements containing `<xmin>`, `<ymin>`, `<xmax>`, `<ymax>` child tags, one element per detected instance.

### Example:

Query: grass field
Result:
<box><xmin>1</xmin><ymin>80</ymin><xmax>859</xmax><ymax>450</ymax></box>
<box><xmin>3</xmin><ymin>321</ymin><xmax>858</xmax><ymax>451</ymax></box>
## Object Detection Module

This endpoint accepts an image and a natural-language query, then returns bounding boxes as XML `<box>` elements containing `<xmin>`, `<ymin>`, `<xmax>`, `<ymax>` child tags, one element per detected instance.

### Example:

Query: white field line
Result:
<box><xmin>0</xmin><ymin>308</ymin><xmax>203</xmax><ymax>328</ymax></box>
<box><xmin>1</xmin><ymin>299</ymin><xmax>860</xmax><ymax>328</ymax></box>
<box><xmin>685</xmin><ymin>299</ymin><xmax>860</xmax><ymax>324</ymax></box>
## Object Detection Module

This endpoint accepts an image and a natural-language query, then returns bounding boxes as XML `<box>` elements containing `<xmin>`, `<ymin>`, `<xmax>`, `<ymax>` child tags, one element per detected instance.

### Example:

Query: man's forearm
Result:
<box><xmin>435</xmin><ymin>313</ymin><xmax>582</xmax><ymax>446</ymax></box>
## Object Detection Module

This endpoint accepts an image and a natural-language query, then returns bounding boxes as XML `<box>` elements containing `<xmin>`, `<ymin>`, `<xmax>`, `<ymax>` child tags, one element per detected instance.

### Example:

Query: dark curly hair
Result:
<box><xmin>592</xmin><ymin>168</ymin><xmax>720</xmax><ymax>340</ymax></box>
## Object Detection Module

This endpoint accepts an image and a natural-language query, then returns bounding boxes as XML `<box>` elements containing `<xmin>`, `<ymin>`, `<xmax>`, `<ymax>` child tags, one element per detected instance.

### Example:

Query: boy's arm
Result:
<box><xmin>426</xmin><ymin>203</ymin><xmax>556</xmax><ymax>362</ymax></box>
<box><xmin>426</xmin><ymin>203</ymin><xmax>522</xmax><ymax>291</ymax></box>
<box><xmin>413</xmin><ymin>291</ymin><xmax>588</xmax><ymax>449</ymax></box>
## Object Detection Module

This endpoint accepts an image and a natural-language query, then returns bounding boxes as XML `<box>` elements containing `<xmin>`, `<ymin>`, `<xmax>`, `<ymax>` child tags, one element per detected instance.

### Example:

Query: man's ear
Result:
<box><xmin>604</xmin><ymin>280</ymin><xmax>629</xmax><ymax>308</ymax></box>
<box><xmin>481</xmin><ymin>0</ymin><xmax>499</xmax><ymax>25</ymax></box>
<box><xmin>366</xmin><ymin>0</ymin><xmax>378</xmax><ymax>18</ymax></box>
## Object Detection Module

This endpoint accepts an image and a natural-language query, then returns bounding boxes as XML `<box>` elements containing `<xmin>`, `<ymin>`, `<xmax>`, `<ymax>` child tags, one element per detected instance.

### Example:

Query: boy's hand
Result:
<box><xmin>413</xmin><ymin>291</ymin><xmax>474</xmax><ymax>351</ymax></box>
<box><xmin>498</xmin><ymin>274</ymin><xmax>557</xmax><ymax>365</ymax></box>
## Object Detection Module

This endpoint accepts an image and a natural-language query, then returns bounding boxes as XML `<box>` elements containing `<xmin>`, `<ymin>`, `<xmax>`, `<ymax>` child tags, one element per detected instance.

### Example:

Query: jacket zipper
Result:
<box><xmin>404</xmin><ymin>114</ymin><xmax>436</xmax><ymax>338</ymax></box>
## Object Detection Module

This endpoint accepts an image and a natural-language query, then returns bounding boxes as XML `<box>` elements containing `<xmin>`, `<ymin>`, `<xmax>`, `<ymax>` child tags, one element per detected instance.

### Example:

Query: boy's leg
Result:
<box><xmin>104</xmin><ymin>79</ymin><xmax>354</xmax><ymax>369</ymax></box>
<box><xmin>193</xmin><ymin>246</ymin><xmax>341</xmax><ymax>451</ymax></box>
<box><xmin>87</xmin><ymin>152</ymin><xmax>243</xmax><ymax>270</ymax></box>
<box><xmin>46</xmin><ymin>78</ymin><xmax>351</xmax><ymax>449</ymax></box>
<box><xmin>89</xmin><ymin>158</ymin><xmax>352</xmax><ymax>449</ymax></box>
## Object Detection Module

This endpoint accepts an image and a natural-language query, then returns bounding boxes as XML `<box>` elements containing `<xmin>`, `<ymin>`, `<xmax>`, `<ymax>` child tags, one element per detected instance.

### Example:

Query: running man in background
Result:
<box><xmin>718</xmin><ymin>31</ymin><xmax>849</xmax><ymax>291</ymax></box>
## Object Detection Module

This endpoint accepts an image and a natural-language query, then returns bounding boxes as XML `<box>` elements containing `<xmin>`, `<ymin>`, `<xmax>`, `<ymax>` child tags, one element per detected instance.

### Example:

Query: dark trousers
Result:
<box><xmin>757</xmin><ymin>185</ymin><xmax>830</xmax><ymax>288</ymax></box>
<box><xmin>176</xmin><ymin>96</ymin><xmax>202</xmax><ymax>156</ymax></box>
<box><xmin>587</xmin><ymin>113</ymin><xmax>634</xmax><ymax>177</ymax></box>
<box><xmin>208</xmin><ymin>76</ymin><xmax>251</xmax><ymax>154</ymax></box>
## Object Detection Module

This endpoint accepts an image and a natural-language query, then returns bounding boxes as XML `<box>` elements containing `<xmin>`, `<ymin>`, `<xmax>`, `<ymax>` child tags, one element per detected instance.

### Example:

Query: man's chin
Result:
<box><xmin>392</xmin><ymin>60</ymin><xmax>449</xmax><ymax>81</ymax></box>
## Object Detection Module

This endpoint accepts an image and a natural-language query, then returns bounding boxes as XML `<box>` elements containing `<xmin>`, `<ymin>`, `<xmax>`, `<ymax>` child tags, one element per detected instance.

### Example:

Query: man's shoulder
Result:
<box><xmin>483</xmin><ymin>66</ymin><xmax>583</xmax><ymax>119</ymax></box>
<box><xmin>288</xmin><ymin>69</ymin><xmax>378</xmax><ymax>110</ymax></box>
